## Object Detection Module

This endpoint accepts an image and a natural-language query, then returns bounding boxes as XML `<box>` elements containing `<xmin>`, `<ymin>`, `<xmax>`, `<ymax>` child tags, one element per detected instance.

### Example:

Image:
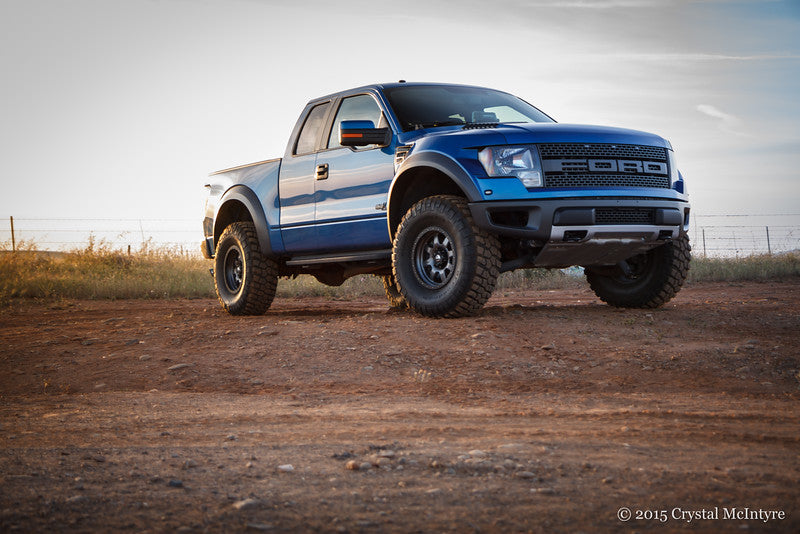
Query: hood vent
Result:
<box><xmin>463</xmin><ymin>123</ymin><xmax>499</xmax><ymax>130</ymax></box>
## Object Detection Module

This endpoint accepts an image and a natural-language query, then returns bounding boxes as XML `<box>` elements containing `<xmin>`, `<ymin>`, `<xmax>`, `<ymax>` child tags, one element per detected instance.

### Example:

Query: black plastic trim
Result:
<box><xmin>469</xmin><ymin>198</ymin><xmax>690</xmax><ymax>241</ymax></box>
<box><xmin>215</xmin><ymin>185</ymin><xmax>272</xmax><ymax>257</ymax></box>
<box><xmin>393</xmin><ymin>152</ymin><xmax>482</xmax><ymax>201</ymax></box>
<box><xmin>387</xmin><ymin>151</ymin><xmax>483</xmax><ymax>237</ymax></box>
<box><xmin>201</xmin><ymin>237</ymin><xmax>214</xmax><ymax>259</ymax></box>
<box><xmin>285</xmin><ymin>249</ymin><xmax>391</xmax><ymax>266</ymax></box>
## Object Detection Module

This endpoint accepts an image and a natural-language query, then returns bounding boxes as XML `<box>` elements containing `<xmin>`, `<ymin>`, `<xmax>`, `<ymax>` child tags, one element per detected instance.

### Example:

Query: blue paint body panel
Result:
<box><xmin>203</xmin><ymin>82</ymin><xmax>689</xmax><ymax>264</ymax></box>
<box><xmin>313</xmin><ymin>143</ymin><xmax>394</xmax><ymax>251</ymax></box>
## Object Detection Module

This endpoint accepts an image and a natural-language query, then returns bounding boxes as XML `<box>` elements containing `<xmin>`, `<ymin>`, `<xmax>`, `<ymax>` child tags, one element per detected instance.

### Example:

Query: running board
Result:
<box><xmin>285</xmin><ymin>249</ymin><xmax>391</xmax><ymax>266</ymax></box>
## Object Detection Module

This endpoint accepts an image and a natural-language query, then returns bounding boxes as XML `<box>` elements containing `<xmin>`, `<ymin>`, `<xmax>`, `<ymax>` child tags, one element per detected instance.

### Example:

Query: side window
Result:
<box><xmin>327</xmin><ymin>95</ymin><xmax>384</xmax><ymax>149</ymax></box>
<box><xmin>294</xmin><ymin>102</ymin><xmax>330</xmax><ymax>155</ymax></box>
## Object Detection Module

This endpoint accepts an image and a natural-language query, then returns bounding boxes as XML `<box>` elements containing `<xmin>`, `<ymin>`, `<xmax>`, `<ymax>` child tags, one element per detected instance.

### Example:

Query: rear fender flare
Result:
<box><xmin>214</xmin><ymin>185</ymin><xmax>272</xmax><ymax>256</ymax></box>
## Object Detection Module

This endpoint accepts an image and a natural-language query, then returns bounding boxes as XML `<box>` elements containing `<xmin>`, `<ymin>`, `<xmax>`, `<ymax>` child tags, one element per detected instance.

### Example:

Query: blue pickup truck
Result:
<box><xmin>202</xmin><ymin>82</ymin><xmax>690</xmax><ymax>317</ymax></box>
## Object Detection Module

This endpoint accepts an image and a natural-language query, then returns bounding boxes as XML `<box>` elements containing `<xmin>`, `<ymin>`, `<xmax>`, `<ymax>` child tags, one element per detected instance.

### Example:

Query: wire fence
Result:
<box><xmin>690</xmin><ymin>214</ymin><xmax>800</xmax><ymax>257</ymax></box>
<box><xmin>1</xmin><ymin>217</ymin><xmax>200</xmax><ymax>255</ymax></box>
<box><xmin>1</xmin><ymin>214</ymin><xmax>799</xmax><ymax>257</ymax></box>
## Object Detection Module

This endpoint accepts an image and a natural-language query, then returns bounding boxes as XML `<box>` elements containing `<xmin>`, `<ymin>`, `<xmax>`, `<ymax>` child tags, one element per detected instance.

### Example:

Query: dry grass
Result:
<box><xmin>688</xmin><ymin>252</ymin><xmax>800</xmax><ymax>282</ymax></box>
<box><xmin>2</xmin><ymin>238</ymin><xmax>797</xmax><ymax>305</ymax></box>
<box><xmin>0</xmin><ymin>239</ymin><xmax>213</xmax><ymax>305</ymax></box>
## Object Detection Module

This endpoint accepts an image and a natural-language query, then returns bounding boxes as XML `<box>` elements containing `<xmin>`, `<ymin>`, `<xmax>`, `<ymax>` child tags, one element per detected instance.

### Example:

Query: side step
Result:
<box><xmin>285</xmin><ymin>249</ymin><xmax>391</xmax><ymax>267</ymax></box>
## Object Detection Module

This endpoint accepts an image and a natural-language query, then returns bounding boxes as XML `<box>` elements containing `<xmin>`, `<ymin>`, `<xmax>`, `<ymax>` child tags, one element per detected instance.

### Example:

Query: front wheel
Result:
<box><xmin>392</xmin><ymin>195</ymin><xmax>500</xmax><ymax>318</ymax></box>
<box><xmin>214</xmin><ymin>221</ymin><xmax>278</xmax><ymax>315</ymax></box>
<box><xmin>586</xmin><ymin>234</ymin><xmax>691</xmax><ymax>308</ymax></box>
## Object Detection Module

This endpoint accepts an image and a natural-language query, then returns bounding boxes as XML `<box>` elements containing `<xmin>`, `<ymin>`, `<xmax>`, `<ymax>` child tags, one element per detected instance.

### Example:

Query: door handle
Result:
<box><xmin>315</xmin><ymin>163</ymin><xmax>329</xmax><ymax>180</ymax></box>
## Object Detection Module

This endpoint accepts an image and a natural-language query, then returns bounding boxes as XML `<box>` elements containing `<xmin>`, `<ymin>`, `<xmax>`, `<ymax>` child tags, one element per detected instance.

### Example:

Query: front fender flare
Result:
<box><xmin>214</xmin><ymin>185</ymin><xmax>272</xmax><ymax>256</ymax></box>
<box><xmin>387</xmin><ymin>151</ymin><xmax>482</xmax><ymax>234</ymax></box>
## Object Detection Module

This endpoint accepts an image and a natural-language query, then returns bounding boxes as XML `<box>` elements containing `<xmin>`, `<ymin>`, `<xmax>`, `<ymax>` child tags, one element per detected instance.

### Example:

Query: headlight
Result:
<box><xmin>667</xmin><ymin>149</ymin><xmax>685</xmax><ymax>193</ymax></box>
<box><xmin>478</xmin><ymin>145</ymin><xmax>543</xmax><ymax>188</ymax></box>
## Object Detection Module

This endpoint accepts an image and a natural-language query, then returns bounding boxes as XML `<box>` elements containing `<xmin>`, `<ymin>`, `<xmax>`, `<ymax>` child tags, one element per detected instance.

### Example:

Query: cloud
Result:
<box><xmin>607</xmin><ymin>53</ymin><xmax>800</xmax><ymax>62</ymax></box>
<box><xmin>531</xmin><ymin>0</ymin><xmax>660</xmax><ymax>6</ymax></box>
<box><xmin>696</xmin><ymin>104</ymin><xmax>750</xmax><ymax>137</ymax></box>
<box><xmin>696</xmin><ymin>104</ymin><xmax>737</xmax><ymax>123</ymax></box>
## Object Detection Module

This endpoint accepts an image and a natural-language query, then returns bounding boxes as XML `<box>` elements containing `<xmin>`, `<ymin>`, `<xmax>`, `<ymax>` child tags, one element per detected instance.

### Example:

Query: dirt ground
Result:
<box><xmin>1</xmin><ymin>280</ymin><xmax>799</xmax><ymax>533</ymax></box>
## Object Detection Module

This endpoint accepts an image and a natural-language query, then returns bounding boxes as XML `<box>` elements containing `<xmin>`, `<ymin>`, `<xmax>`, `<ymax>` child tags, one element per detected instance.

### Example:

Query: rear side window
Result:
<box><xmin>294</xmin><ymin>102</ymin><xmax>330</xmax><ymax>155</ymax></box>
<box><xmin>327</xmin><ymin>94</ymin><xmax>384</xmax><ymax>149</ymax></box>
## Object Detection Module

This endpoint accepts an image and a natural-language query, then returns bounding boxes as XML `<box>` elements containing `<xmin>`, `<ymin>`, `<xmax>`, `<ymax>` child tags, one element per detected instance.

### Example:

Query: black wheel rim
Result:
<box><xmin>413</xmin><ymin>226</ymin><xmax>456</xmax><ymax>289</ymax></box>
<box><xmin>614</xmin><ymin>252</ymin><xmax>653</xmax><ymax>285</ymax></box>
<box><xmin>223</xmin><ymin>247</ymin><xmax>244</xmax><ymax>293</ymax></box>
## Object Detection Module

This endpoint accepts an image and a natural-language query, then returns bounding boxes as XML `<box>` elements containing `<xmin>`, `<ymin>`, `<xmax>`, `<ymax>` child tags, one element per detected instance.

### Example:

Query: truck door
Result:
<box><xmin>313</xmin><ymin>94</ymin><xmax>395</xmax><ymax>252</ymax></box>
<box><xmin>278</xmin><ymin>101</ymin><xmax>331</xmax><ymax>253</ymax></box>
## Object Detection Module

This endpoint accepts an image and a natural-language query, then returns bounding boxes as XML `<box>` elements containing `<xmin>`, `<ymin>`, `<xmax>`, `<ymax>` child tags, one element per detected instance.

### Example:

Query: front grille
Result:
<box><xmin>545</xmin><ymin>174</ymin><xmax>670</xmax><ymax>189</ymax></box>
<box><xmin>538</xmin><ymin>143</ymin><xmax>670</xmax><ymax>189</ymax></box>
<box><xmin>538</xmin><ymin>143</ymin><xmax>667</xmax><ymax>161</ymax></box>
<box><xmin>595</xmin><ymin>208</ymin><xmax>655</xmax><ymax>225</ymax></box>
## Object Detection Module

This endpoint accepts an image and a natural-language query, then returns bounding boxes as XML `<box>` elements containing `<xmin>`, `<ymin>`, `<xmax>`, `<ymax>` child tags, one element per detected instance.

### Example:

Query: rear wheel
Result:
<box><xmin>392</xmin><ymin>195</ymin><xmax>500</xmax><ymax>318</ymax></box>
<box><xmin>214</xmin><ymin>221</ymin><xmax>278</xmax><ymax>315</ymax></box>
<box><xmin>586</xmin><ymin>234</ymin><xmax>691</xmax><ymax>308</ymax></box>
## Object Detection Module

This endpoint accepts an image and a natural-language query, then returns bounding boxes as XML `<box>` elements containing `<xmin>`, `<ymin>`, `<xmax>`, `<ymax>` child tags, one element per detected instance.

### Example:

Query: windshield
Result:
<box><xmin>383</xmin><ymin>85</ymin><xmax>555</xmax><ymax>132</ymax></box>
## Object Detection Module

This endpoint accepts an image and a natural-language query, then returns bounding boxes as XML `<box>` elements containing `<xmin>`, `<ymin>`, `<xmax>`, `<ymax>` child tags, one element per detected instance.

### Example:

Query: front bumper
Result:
<box><xmin>469</xmin><ymin>197</ymin><xmax>690</xmax><ymax>268</ymax></box>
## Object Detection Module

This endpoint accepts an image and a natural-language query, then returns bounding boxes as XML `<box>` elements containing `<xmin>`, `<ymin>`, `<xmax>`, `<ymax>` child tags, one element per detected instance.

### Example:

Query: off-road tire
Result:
<box><xmin>214</xmin><ymin>222</ymin><xmax>278</xmax><ymax>315</ymax></box>
<box><xmin>586</xmin><ymin>234</ymin><xmax>691</xmax><ymax>308</ymax></box>
<box><xmin>392</xmin><ymin>195</ymin><xmax>500</xmax><ymax>318</ymax></box>
<box><xmin>381</xmin><ymin>274</ymin><xmax>406</xmax><ymax>309</ymax></box>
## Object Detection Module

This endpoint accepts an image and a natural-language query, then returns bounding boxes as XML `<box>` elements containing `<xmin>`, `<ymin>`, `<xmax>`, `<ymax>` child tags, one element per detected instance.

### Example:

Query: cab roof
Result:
<box><xmin>307</xmin><ymin>81</ymin><xmax>505</xmax><ymax>104</ymax></box>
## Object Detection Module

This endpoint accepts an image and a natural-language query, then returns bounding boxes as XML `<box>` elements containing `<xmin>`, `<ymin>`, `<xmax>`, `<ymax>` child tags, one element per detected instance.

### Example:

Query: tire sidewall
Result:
<box><xmin>587</xmin><ymin>235</ymin><xmax>690</xmax><ymax>308</ymax></box>
<box><xmin>393</xmin><ymin>200</ymin><xmax>478</xmax><ymax>313</ymax></box>
<box><xmin>602</xmin><ymin>246</ymin><xmax>666</xmax><ymax>295</ymax></box>
<box><xmin>213</xmin><ymin>222</ymin><xmax>277</xmax><ymax>315</ymax></box>
<box><xmin>215</xmin><ymin>230</ymin><xmax>248</xmax><ymax>313</ymax></box>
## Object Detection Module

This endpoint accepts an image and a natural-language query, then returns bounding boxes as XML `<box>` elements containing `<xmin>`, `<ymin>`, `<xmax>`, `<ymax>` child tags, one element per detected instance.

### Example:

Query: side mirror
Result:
<box><xmin>339</xmin><ymin>120</ymin><xmax>390</xmax><ymax>147</ymax></box>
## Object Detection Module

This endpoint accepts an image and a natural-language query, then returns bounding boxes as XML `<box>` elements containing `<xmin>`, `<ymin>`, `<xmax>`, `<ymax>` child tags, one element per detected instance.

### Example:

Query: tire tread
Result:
<box><xmin>587</xmin><ymin>235</ymin><xmax>691</xmax><ymax>308</ymax></box>
<box><xmin>215</xmin><ymin>222</ymin><xmax>277</xmax><ymax>316</ymax></box>
<box><xmin>392</xmin><ymin>195</ymin><xmax>500</xmax><ymax>318</ymax></box>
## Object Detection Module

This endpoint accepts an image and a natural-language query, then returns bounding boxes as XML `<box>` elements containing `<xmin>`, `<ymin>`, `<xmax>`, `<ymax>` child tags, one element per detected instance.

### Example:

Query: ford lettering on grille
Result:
<box><xmin>542</xmin><ymin>159</ymin><xmax>668</xmax><ymax>175</ymax></box>
<box><xmin>538</xmin><ymin>143</ymin><xmax>671</xmax><ymax>189</ymax></box>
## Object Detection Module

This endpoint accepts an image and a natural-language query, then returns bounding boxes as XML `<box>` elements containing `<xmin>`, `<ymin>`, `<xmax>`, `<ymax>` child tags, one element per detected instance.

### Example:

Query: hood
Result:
<box><xmin>401</xmin><ymin>122</ymin><xmax>671</xmax><ymax>150</ymax></box>
<box><xmin>496</xmin><ymin>123</ymin><xmax>670</xmax><ymax>148</ymax></box>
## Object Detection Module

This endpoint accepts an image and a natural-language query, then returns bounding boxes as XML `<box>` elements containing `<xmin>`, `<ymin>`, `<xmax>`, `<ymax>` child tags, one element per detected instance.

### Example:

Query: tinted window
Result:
<box><xmin>383</xmin><ymin>85</ymin><xmax>554</xmax><ymax>132</ymax></box>
<box><xmin>295</xmin><ymin>102</ymin><xmax>330</xmax><ymax>155</ymax></box>
<box><xmin>327</xmin><ymin>95</ymin><xmax>383</xmax><ymax>149</ymax></box>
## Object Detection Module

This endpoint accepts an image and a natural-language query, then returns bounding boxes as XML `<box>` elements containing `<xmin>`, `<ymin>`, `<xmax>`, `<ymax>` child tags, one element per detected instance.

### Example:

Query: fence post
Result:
<box><xmin>10</xmin><ymin>216</ymin><xmax>15</xmax><ymax>253</ymax></box>
<box><xmin>766</xmin><ymin>226</ymin><xmax>771</xmax><ymax>255</ymax></box>
<box><xmin>701</xmin><ymin>227</ymin><xmax>706</xmax><ymax>257</ymax></box>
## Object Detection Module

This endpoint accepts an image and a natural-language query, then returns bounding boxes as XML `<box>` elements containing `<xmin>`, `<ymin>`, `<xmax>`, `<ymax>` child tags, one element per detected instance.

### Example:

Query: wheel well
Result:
<box><xmin>214</xmin><ymin>200</ymin><xmax>253</xmax><ymax>247</ymax></box>
<box><xmin>389</xmin><ymin>167</ymin><xmax>466</xmax><ymax>236</ymax></box>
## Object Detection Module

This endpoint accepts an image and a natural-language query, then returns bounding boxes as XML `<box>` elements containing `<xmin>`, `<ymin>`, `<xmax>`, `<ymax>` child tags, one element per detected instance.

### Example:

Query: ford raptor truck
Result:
<box><xmin>202</xmin><ymin>82</ymin><xmax>690</xmax><ymax>318</ymax></box>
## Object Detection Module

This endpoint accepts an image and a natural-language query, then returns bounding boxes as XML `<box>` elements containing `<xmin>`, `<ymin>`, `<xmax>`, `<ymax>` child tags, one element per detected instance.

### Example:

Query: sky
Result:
<box><xmin>1</xmin><ymin>0</ymin><xmax>798</xmax><ymax>234</ymax></box>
